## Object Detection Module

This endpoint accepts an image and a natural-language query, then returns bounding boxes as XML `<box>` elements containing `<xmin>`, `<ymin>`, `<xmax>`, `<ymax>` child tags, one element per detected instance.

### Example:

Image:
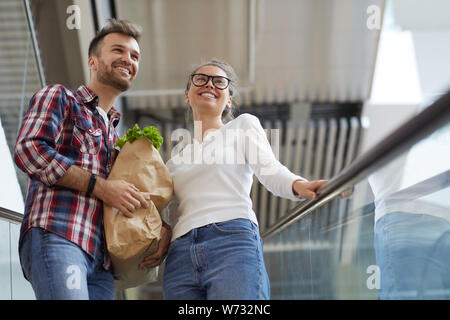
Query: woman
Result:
<box><xmin>156</xmin><ymin>60</ymin><xmax>327</xmax><ymax>299</ymax></box>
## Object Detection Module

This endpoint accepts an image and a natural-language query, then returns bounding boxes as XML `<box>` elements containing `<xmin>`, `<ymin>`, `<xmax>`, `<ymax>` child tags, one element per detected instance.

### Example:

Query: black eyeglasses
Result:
<box><xmin>190</xmin><ymin>73</ymin><xmax>231</xmax><ymax>90</ymax></box>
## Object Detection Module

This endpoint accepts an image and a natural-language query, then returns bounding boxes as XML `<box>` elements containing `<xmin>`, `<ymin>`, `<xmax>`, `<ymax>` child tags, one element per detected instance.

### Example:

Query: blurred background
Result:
<box><xmin>1</xmin><ymin>0</ymin><xmax>449</xmax><ymax>300</ymax></box>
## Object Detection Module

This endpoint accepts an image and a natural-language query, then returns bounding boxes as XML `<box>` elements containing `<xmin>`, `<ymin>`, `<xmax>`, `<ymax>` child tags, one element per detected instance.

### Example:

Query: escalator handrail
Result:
<box><xmin>262</xmin><ymin>89</ymin><xmax>450</xmax><ymax>239</ymax></box>
<box><xmin>0</xmin><ymin>207</ymin><xmax>23</xmax><ymax>224</ymax></box>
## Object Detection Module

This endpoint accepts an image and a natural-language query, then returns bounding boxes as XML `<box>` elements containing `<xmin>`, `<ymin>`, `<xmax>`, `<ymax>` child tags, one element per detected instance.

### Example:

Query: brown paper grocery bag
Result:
<box><xmin>103</xmin><ymin>138</ymin><xmax>173</xmax><ymax>290</ymax></box>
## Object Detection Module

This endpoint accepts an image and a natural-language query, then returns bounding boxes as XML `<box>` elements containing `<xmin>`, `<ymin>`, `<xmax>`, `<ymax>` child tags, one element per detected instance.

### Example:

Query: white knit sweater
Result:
<box><xmin>166</xmin><ymin>113</ymin><xmax>306</xmax><ymax>241</ymax></box>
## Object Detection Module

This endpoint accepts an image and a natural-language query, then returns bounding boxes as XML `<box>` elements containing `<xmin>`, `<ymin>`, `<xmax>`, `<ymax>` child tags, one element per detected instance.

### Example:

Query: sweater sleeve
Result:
<box><xmin>239</xmin><ymin>114</ymin><xmax>307</xmax><ymax>201</ymax></box>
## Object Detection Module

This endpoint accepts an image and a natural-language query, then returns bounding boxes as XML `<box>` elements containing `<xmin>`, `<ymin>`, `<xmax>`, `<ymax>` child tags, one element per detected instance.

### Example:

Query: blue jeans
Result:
<box><xmin>374</xmin><ymin>212</ymin><xmax>450</xmax><ymax>299</ymax></box>
<box><xmin>163</xmin><ymin>218</ymin><xmax>270</xmax><ymax>300</ymax></box>
<box><xmin>20</xmin><ymin>227</ymin><xmax>114</xmax><ymax>300</ymax></box>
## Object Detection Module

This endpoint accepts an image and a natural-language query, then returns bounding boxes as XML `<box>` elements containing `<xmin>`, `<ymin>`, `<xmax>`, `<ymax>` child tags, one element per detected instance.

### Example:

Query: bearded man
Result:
<box><xmin>14</xmin><ymin>19</ymin><xmax>171</xmax><ymax>300</ymax></box>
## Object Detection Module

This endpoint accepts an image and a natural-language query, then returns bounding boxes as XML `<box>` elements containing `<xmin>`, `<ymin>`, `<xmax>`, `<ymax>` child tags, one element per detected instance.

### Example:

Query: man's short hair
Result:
<box><xmin>88</xmin><ymin>18</ymin><xmax>142</xmax><ymax>57</ymax></box>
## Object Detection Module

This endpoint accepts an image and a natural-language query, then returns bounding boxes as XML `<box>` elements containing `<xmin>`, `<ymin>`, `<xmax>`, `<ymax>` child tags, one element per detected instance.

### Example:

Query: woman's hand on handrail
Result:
<box><xmin>292</xmin><ymin>179</ymin><xmax>328</xmax><ymax>200</ymax></box>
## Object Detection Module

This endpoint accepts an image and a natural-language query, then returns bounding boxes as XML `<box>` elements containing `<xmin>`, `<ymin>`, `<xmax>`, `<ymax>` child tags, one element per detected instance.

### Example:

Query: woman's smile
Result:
<box><xmin>186</xmin><ymin>65</ymin><xmax>232</xmax><ymax>118</ymax></box>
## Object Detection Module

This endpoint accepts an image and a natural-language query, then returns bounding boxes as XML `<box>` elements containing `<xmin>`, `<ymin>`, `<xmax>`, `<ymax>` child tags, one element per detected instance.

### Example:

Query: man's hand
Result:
<box><xmin>138</xmin><ymin>222</ymin><xmax>172</xmax><ymax>270</ymax></box>
<box><xmin>293</xmin><ymin>179</ymin><xmax>328</xmax><ymax>200</ymax></box>
<box><xmin>55</xmin><ymin>165</ymin><xmax>149</xmax><ymax>218</ymax></box>
<box><xmin>93</xmin><ymin>178</ymin><xmax>149</xmax><ymax>218</ymax></box>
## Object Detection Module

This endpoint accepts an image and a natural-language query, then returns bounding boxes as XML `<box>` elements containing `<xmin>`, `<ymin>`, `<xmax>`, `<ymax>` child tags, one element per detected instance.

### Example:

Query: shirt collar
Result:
<box><xmin>76</xmin><ymin>85</ymin><xmax>121</xmax><ymax>127</ymax></box>
<box><xmin>76</xmin><ymin>85</ymin><xmax>98</xmax><ymax>107</ymax></box>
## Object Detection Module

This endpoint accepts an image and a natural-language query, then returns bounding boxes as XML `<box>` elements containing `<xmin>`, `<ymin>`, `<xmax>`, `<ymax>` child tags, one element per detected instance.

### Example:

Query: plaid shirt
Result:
<box><xmin>14</xmin><ymin>84</ymin><xmax>120</xmax><ymax>265</ymax></box>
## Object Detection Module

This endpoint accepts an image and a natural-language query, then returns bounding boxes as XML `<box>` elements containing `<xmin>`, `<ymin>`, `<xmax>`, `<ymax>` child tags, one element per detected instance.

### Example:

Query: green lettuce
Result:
<box><xmin>114</xmin><ymin>124</ymin><xmax>163</xmax><ymax>150</ymax></box>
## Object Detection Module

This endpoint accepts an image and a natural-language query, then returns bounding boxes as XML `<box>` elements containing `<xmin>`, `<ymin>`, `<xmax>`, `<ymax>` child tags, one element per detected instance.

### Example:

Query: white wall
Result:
<box><xmin>0</xmin><ymin>118</ymin><xmax>24</xmax><ymax>213</ymax></box>
<box><xmin>413</xmin><ymin>30</ymin><xmax>450</xmax><ymax>107</ymax></box>
<box><xmin>394</xmin><ymin>0</ymin><xmax>450</xmax><ymax>105</ymax></box>
<box><xmin>362</xmin><ymin>0</ymin><xmax>450</xmax><ymax>152</ymax></box>
<box><xmin>361</xmin><ymin>28</ymin><xmax>422</xmax><ymax>152</ymax></box>
<box><xmin>361</xmin><ymin>0</ymin><xmax>450</xmax><ymax>222</ymax></box>
<box><xmin>0</xmin><ymin>117</ymin><xmax>34</xmax><ymax>299</ymax></box>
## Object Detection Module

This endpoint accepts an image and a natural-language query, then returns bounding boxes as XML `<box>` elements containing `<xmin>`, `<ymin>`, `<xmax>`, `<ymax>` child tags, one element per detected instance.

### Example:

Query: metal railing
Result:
<box><xmin>262</xmin><ymin>89</ymin><xmax>450</xmax><ymax>239</ymax></box>
<box><xmin>23</xmin><ymin>0</ymin><xmax>46</xmax><ymax>87</ymax></box>
<box><xmin>0</xmin><ymin>207</ymin><xmax>23</xmax><ymax>224</ymax></box>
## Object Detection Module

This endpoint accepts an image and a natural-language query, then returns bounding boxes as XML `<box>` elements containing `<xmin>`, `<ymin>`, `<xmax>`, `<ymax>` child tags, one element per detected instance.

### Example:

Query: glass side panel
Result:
<box><xmin>264</xmin><ymin>122</ymin><xmax>450</xmax><ymax>299</ymax></box>
<box><xmin>0</xmin><ymin>0</ymin><xmax>41</xmax><ymax>207</ymax></box>
<box><xmin>0</xmin><ymin>0</ymin><xmax>40</xmax><ymax>300</ymax></box>
<box><xmin>0</xmin><ymin>220</ymin><xmax>12</xmax><ymax>299</ymax></box>
<box><xmin>10</xmin><ymin>222</ymin><xmax>35</xmax><ymax>299</ymax></box>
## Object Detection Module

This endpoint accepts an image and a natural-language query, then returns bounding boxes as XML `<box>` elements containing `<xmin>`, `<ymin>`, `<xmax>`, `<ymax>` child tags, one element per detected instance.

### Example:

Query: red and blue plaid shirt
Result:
<box><xmin>14</xmin><ymin>84</ymin><xmax>121</xmax><ymax>264</ymax></box>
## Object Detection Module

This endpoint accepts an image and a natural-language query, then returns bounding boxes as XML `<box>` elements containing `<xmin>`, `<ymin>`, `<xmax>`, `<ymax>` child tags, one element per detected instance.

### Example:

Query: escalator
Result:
<box><xmin>1</xmin><ymin>0</ymin><xmax>450</xmax><ymax>301</ymax></box>
<box><xmin>262</xmin><ymin>90</ymin><xmax>450</xmax><ymax>299</ymax></box>
<box><xmin>2</xmin><ymin>88</ymin><xmax>449</xmax><ymax>300</ymax></box>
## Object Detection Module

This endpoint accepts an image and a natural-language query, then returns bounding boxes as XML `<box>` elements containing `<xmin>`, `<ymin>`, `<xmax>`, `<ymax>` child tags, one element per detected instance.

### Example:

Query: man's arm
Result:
<box><xmin>14</xmin><ymin>85</ymin><xmax>76</xmax><ymax>186</ymax></box>
<box><xmin>56</xmin><ymin>165</ymin><xmax>149</xmax><ymax>217</ymax></box>
<box><xmin>14</xmin><ymin>85</ymin><xmax>148</xmax><ymax>216</ymax></box>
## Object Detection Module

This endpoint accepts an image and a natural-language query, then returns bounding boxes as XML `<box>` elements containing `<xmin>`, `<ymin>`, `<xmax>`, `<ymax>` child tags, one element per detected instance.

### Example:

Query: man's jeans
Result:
<box><xmin>374</xmin><ymin>212</ymin><xmax>450</xmax><ymax>299</ymax></box>
<box><xmin>163</xmin><ymin>218</ymin><xmax>270</xmax><ymax>299</ymax></box>
<box><xmin>20</xmin><ymin>227</ymin><xmax>114</xmax><ymax>300</ymax></box>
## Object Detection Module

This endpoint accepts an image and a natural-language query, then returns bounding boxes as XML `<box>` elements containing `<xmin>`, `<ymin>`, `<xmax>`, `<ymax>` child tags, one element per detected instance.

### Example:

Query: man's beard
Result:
<box><xmin>97</xmin><ymin>59</ymin><xmax>131</xmax><ymax>92</ymax></box>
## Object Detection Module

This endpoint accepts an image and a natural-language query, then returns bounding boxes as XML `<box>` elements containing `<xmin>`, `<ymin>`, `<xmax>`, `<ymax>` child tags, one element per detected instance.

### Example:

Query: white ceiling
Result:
<box><xmin>115</xmin><ymin>0</ymin><xmax>384</xmax><ymax>109</ymax></box>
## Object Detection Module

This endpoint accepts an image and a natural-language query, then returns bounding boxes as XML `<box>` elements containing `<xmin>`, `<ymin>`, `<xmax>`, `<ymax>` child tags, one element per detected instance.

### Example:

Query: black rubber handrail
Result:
<box><xmin>262</xmin><ymin>89</ymin><xmax>450</xmax><ymax>239</ymax></box>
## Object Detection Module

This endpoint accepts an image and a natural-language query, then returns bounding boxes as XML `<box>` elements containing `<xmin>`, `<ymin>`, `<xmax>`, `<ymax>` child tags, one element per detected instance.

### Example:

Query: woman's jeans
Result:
<box><xmin>20</xmin><ymin>227</ymin><xmax>114</xmax><ymax>300</ymax></box>
<box><xmin>163</xmin><ymin>218</ymin><xmax>270</xmax><ymax>299</ymax></box>
<box><xmin>374</xmin><ymin>212</ymin><xmax>450</xmax><ymax>299</ymax></box>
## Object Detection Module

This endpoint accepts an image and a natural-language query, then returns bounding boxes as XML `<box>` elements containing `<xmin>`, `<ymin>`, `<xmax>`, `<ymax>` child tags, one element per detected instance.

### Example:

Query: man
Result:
<box><xmin>14</xmin><ymin>19</ymin><xmax>171</xmax><ymax>300</ymax></box>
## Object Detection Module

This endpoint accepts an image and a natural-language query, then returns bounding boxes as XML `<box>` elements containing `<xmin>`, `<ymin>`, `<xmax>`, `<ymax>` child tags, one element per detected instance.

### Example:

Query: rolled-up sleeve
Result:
<box><xmin>14</xmin><ymin>85</ymin><xmax>75</xmax><ymax>186</ymax></box>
